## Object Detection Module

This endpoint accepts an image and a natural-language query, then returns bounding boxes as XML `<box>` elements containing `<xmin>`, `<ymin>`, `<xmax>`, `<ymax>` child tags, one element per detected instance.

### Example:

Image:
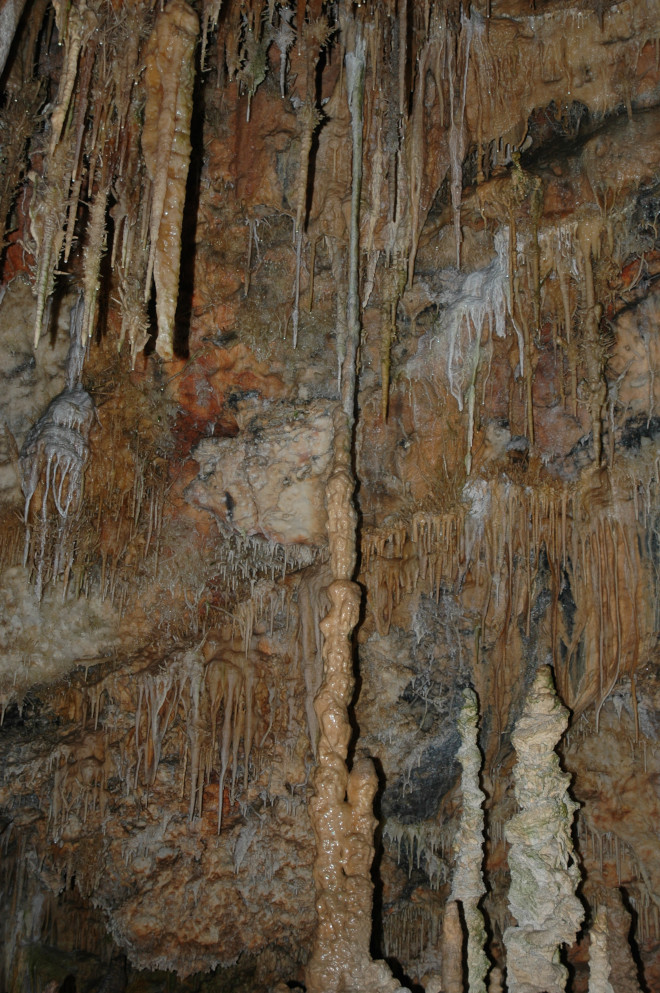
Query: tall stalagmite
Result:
<box><xmin>588</xmin><ymin>906</ymin><xmax>615</xmax><ymax>993</ymax></box>
<box><xmin>450</xmin><ymin>687</ymin><xmax>489</xmax><ymax>993</ymax></box>
<box><xmin>306</xmin><ymin>26</ymin><xmax>402</xmax><ymax>990</ymax></box>
<box><xmin>503</xmin><ymin>666</ymin><xmax>584</xmax><ymax>993</ymax></box>
<box><xmin>305</xmin><ymin>410</ymin><xmax>403</xmax><ymax>993</ymax></box>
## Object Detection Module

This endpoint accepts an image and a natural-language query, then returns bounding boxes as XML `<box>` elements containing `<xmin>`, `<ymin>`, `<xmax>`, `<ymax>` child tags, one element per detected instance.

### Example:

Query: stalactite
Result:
<box><xmin>135</xmin><ymin>667</ymin><xmax>180</xmax><ymax>788</ymax></box>
<box><xmin>238</xmin><ymin>18</ymin><xmax>270</xmax><ymax>122</ymax></box>
<box><xmin>383</xmin><ymin>817</ymin><xmax>449</xmax><ymax>889</ymax></box>
<box><xmin>142</xmin><ymin>0</ymin><xmax>199</xmax><ymax>362</ymax></box>
<box><xmin>340</xmin><ymin>31</ymin><xmax>366</xmax><ymax>417</ymax></box>
<box><xmin>274</xmin><ymin>6</ymin><xmax>296</xmax><ymax>97</ymax></box>
<box><xmin>406</xmin><ymin>40</ymin><xmax>430</xmax><ymax>287</ymax></box>
<box><xmin>19</xmin><ymin>298</ymin><xmax>95</xmax><ymax>598</ymax></box>
<box><xmin>30</xmin><ymin>140</ymin><xmax>72</xmax><ymax>347</ymax></box>
<box><xmin>381</xmin><ymin>264</ymin><xmax>406</xmax><ymax>422</ymax></box>
<box><xmin>206</xmin><ymin>646</ymin><xmax>262</xmax><ymax>830</ymax></box>
<box><xmin>577</xmin><ymin>217</ymin><xmax>608</xmax><ymax>465</ymax></box>
<box><xmin>382</xmin><ymin>904</ymin><xmax>440</xmax><ymax>968</ymax></box>
<box><xmin>81</xmin><ymin>185</ymin><xmax>109</xmax><ymax>346</ymax></box>
<box><xmin>448</xmin><ymin>12</ymin><xmax>476</xmax><ymax>270</ymax></box>
<box><xmin>48</xmin><ymin>0</ymin><xmax>98</xmax><ymax>155</ymax></box>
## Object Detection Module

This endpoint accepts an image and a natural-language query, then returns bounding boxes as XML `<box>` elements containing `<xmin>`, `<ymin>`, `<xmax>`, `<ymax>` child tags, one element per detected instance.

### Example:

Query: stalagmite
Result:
<box><xmin>142</xmin><ymin>0</ymin><xmax>198</xmax><ymax>361</ymax></box>
<box><xmin>441</xmin><ymin>901</ymin><xmax>464</xmax><ymax>993</ymax></box>
<box><xmin>450</xmin><ymin>688</ymin><xmax>489</xmax><ymax>993</ymax></box>
<box><xmin>305</xmin><ymin>407</ymin><xmax>403</xmax><ymax>993</ymax></box>
<box><xmin>503</xmin><ymin>665</ymin><xmax>584</xmax><ymax>993</ymax></box>
<box><xmin>588</xmin><ymin>906</ymin><xmax>615</xmax><ymax>993</ymax></box>
<box><xmin>306</xmin><ymin>33</ymin><xmax>405</xmax><ymax>990</ymax></box>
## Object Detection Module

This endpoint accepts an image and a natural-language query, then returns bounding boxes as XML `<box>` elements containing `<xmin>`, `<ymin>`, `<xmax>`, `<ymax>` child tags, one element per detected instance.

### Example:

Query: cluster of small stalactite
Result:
<box><xmin>17</xmin><ymin>414</ymin><xmax>169</xmax><ymax>607</ymax></box>
<box><xmin>1</xmin><ymin>0</ymin><xmax>657</xmax><ymax>377</ymax></box>
<box><xmin>360</xmin><ymin>466</ymin><xmax>657</xmax><ymax>723</ymax></box>
<box><xmin>628</xmin><ymin>885</ymin><xmax>660</xmax><ymax>946</ymax></box>
<box><xmin>0</xmin><ymin>0</ymin><xmax>659</xmax><ymax>987</ymax></box>
<box><xmin>0</xmin><ymin>833</ymin><xmax>115</xmax><ymax>992</ymax></box>
<box><xmin>0</xmin><ymin>0</ymin><xmax>656</xmax><ymax>642</ymax></box>
<box><xmin>35</xmin><ymin>574</ymin><xmax>313</xmax><ymax>841</ymax></box>
<box><xmin>383</xmin><ymin>817</ymin><xmax>452</xmax><ymax>891</ymax></box>
<box><xmin>577</xmin><ymin>814</ymin><xmax>657</xmax><ymax>902</ymax></box>
<box><xmin>381</xmin><ymin>904</ymin><xmax>441</xmax><ymax>972</ymax></box>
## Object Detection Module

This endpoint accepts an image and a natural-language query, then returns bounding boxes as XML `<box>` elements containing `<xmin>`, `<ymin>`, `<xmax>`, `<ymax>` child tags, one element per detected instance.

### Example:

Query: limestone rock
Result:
<box><xmin>450</xmin><ymin>688</ymin><xmax>489</xmax><ymax>993</ymax></box>
<box><xmin>503</xmin><ymin>666</ymin><xmax>584</xmax><ymax>993</ymax></box>
<box><xmin>186</xmin><ymin>399</ymin><xmax>335</xmax><ymax>545</ymax></box>
<box><xmin>441</xmin><ymin>901</ymin><xmax>464</xmax><ymax>993</ymax></box>
<box><xmin>589</xmin><ymin>906</ymin><xmax>615</xmax><ymax>993</ymax></box>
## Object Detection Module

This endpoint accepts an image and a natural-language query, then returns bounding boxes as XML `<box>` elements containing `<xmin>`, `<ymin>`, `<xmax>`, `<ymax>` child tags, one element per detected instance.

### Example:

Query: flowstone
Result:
<box><xmin>503</xmin><ymin>665</ymin><xmax>583</xmax><ymax>993</ymax></box>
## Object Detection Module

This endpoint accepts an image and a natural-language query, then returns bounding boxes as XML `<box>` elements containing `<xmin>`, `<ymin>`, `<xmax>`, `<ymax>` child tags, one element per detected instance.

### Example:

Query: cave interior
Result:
<box><xmin>0</xmin><ymin>0</ymin><xmax>659</xmax><ymax>991</ymax></box>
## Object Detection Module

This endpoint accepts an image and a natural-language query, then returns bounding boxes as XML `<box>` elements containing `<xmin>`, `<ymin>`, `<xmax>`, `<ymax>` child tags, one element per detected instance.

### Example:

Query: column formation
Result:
<box><xmin>305</xmin><ymin>410</ymin><xmax>403</xmax><ymax>993</ymax></box>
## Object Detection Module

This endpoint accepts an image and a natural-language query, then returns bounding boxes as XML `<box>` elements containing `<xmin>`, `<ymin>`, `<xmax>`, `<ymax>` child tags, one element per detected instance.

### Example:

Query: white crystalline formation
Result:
<box><xmin>20</xmin><ymin>294</ymin><xmax>94</xmax><ymax>524</ymax></box>
<box><xmin>19</xmin><ymin>384</ymin><xmax>95</xmax><ymax>522</ymax></box>
<box><xmin>503</xmin><ymin>665</ymin><xmax>584</xmax><ymax>993</ymax></box>
<box><xmin>589</xmin><ymin>906</ymin><xmax>615</xmax><ymax>993</ymax></box>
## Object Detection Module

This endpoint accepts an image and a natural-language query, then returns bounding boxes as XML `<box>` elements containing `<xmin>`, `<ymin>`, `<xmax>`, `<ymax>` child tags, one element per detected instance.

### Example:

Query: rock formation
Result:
<box><xmin>0</xmin><ymin>0</ymin><xmax>658</xmax><ymax>990</ymax></box>
<box><xmin>589</xmin><ymin>905</ymin><xmax>616</xmax><ymax>993</ymax></box>
<box><xmin>503</xmin><ymin>665</ymin><xmax>584</xmax><ymax>993</ymax></box>
<box><xmin>449</xmin><ymin>688</ymin><xmax>489</xmax><ymax>993</ymax></box>
<box><xmin>305</xmin><ymin>410</ymin><xmax>402</xmax><ymax>993</ymax></box>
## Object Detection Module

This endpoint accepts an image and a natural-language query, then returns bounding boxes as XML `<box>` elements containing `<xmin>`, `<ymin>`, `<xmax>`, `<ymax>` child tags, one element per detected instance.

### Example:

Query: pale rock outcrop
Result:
<box><xmin>503</xmin><ymin>665</ymin><xmax>584</xmax><ymax>993</ymax></box>
<box><xmin>186</xmin><ymin>399</ymin><xmax>334</xmax><ymax>545</ymax></box>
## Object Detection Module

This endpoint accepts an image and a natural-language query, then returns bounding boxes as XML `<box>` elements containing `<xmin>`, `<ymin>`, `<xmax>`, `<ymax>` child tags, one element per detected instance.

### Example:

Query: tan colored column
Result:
<box><xmin>305</xmin><ymin>410</ymin><xmax>403</xmax><ymax>993</ymax></box>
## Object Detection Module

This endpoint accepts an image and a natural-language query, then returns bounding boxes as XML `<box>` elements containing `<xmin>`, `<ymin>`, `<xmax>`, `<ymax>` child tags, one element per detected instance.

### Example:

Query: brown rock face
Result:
<box><xmin>0</xmin><ymin>0</ymin><xmax>659</xmax><ymax>991</ymax></box>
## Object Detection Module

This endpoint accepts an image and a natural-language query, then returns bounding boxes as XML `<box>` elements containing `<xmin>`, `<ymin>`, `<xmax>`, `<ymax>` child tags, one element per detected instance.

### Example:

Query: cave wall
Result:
<box><xmin>0</xmin><ymin>0</ymin><xmax>659</xmax><ymax>990</ymax></box>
